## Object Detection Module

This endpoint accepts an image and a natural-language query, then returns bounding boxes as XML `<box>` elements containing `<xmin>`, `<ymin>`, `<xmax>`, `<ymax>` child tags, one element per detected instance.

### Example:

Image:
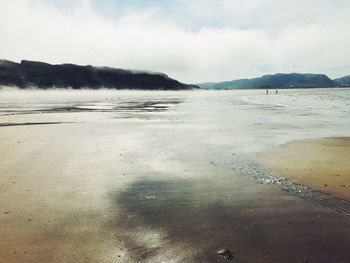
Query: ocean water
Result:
<box><xmin>241</xmin><ymin>88</ymin><xmax>350</xmax><ymax>115</ymax></box>
<box><xmin>1</xmin><ymin>88</ymin><xmax>350</xmax><ymax>151</ymax></box>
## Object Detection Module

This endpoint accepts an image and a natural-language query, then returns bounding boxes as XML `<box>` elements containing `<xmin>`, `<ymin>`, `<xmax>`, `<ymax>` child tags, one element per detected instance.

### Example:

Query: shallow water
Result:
<box><xmin>0</xmin><ymin>88</ymin><xmax>350</xmax><ymax>262</ymax></box>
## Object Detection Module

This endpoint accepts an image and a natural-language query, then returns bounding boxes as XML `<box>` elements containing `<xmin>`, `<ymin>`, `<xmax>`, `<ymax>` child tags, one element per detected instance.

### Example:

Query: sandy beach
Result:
<box><xmin>258</xmin><ymin>137</ymin><xmax>350</xmax><ymax>200</ymax></box>
<box><xmin>1</xmin><ymin>89</ymin><xmax>350</xmax><ymax>263</ymax></box>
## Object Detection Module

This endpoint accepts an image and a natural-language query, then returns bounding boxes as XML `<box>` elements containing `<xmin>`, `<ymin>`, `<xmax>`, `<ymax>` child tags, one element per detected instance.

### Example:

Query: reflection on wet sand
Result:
<box><xmin>111</xmin><ymin>177</ymin><xmax>350</xmax><ymax>262</ymax></box>
<box><xmin>0</xmin><ymin>89</ymin><xmax>350</xmax><ymax>263</ymax></box>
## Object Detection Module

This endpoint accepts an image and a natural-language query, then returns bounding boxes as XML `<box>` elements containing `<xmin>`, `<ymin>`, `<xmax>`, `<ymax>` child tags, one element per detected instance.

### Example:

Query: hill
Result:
<box><xmin>0</xmin><ymin>59</ymin><xmax>194</xmax><ymax>90</ymax></box>
<box><xmin>334</xmin><ymin>75</ymin><xmax>350</xmax><ymax>87</ymax></box>
<box><xmin>198</xmin><ymin>73</ymin><xmax>337</xmax><ymax>89</ymax></box>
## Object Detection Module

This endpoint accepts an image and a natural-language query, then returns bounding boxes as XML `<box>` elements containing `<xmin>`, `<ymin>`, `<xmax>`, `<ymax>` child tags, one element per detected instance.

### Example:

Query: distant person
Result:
<box><xmin>276</xmin><ymin>89</ymin><xmax>278</xmax><ymax>94</ymax></box>
<box><xmin>266</xmin><ymin>89</ymin><xmax>269</xmax><ymax>95</ymax></box>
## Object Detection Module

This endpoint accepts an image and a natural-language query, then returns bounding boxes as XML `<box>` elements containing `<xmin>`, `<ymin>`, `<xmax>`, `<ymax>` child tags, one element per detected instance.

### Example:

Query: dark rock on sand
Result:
<box><xmin>216</xmin><ymin>249</ymin><xmax>236</xmax><ymax>261</ymax></box>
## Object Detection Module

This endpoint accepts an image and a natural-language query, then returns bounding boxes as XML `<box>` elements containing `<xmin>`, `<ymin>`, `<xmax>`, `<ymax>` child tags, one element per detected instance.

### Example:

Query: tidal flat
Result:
<box><xmin>0</xmin><ymin>88</ymin><xmax>350</xmax><ymax>263</ymax></box>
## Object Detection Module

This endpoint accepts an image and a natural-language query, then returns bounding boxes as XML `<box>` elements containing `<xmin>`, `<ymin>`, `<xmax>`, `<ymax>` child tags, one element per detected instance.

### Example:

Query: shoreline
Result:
<box><xmin>258</xmin><ymin>137</ymin><xmax>350</xmax><ymax>200</ymax></box>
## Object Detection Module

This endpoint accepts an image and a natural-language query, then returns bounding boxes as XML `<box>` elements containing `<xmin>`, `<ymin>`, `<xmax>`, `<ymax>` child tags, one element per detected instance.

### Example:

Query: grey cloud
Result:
<box><xmin>0</xmin><ymin>0</ymin><xmax>349</xmax><ymax>83</ymax></box>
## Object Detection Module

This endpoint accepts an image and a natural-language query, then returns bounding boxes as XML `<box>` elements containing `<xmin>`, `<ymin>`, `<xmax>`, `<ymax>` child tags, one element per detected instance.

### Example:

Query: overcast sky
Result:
<box><xmin>1</xmin><ymin>0</ymin><xmax>350</xmax><ymax>83</ymax></box>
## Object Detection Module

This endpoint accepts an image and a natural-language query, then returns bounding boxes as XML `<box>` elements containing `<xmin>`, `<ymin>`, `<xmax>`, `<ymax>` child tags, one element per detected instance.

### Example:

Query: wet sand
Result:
<box><xmin>0</xmin><ymin>89</ymin><xmax>350</xmax><ymax>263</ymax></box>
<box><xmin>258</xmin><ymin>137</ymin><xmax>350</xmax><ymax>200</ymax></box>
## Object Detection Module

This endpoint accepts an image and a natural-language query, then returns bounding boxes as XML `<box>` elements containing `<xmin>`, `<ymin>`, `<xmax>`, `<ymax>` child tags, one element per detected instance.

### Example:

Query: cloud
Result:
<box><xmin>0</xmin><ymin>0</ymin><xmax>350</xmax><ymax>83</ymax></box>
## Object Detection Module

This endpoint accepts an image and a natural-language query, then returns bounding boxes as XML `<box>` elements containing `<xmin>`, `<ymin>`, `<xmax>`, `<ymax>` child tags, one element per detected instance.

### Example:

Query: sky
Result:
<box><xmin>1</xmin><ymin>0</ymin><xmax>350</xmax><ymax>83</ymax></box>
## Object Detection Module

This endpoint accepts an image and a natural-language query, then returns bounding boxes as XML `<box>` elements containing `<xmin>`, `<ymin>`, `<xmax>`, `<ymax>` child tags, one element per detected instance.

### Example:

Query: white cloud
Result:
<box><xmin>0</xmin><ymin>0</ymin><xmax>350</xmax><ymax>83</ymax></box>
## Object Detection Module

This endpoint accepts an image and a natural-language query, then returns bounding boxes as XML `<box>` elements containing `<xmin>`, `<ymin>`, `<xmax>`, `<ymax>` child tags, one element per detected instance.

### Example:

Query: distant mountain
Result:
<box><xmin>334</xmin><ymin>75</ymin><xmax>350</xmax><ymax>87</ymax></box>
<box><xmin>198</xmin><ymin>73</ymin><xmax>337</xmax><ymax>89</ymax></box>
<box><xmin>0</xmin><ymin>59</ymin><xmax>195</xmax><ymax>90</ymax></box>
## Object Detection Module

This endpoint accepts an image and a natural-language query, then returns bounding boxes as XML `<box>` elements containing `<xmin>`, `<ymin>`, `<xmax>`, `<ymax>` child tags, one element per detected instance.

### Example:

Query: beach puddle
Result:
<box><xmin>0</xmin><ymin>99</ymin><xmax>182</xmax><ymax>116</ymax></box>
<box><xmin>0</xmin><ymin>121</ymin><xmax>76</xmax><ymax>127</ymax></box>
